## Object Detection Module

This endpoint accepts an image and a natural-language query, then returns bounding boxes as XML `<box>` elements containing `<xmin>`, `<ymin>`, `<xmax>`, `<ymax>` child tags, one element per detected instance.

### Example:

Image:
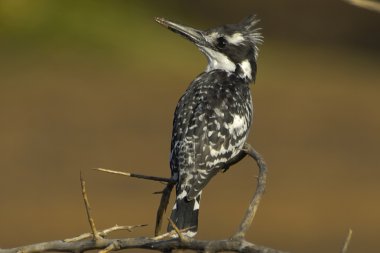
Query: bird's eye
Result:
<box><xmin>216</xmin><ymin>37</ymin><xmax>227</xmax><ymax>49</ymax></box>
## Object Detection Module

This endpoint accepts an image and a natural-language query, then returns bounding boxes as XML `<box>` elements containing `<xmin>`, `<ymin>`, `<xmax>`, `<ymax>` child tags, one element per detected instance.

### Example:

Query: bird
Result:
<box><xmin>155</xmin><ymin>15</ymin><xmax>263</xmax><ymax>237</ymax></box>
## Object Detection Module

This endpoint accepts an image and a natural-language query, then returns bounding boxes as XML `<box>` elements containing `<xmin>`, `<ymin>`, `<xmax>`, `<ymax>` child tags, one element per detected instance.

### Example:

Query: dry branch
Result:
<box><xmin>0</xmin><ymin>142</ymin><xmax>278</xmax><ymax>253</ymax></box>
<box><xmin>0</xmin><ymin>143</ymin><xmax>351</xmax><ymax>253</ymax></box>
<box><xmin>64</xmin><ymin>224</ymin><xmax>147</xmax><ymax>242</ymax></box>
<box><xmin>80</xmin><ymin>171</ymin><xmax>102</xmax><ymax>241</ymax></box>
<box><xmin>0</xmin><ymin>236</ymin><xmax>287</xmax><ymax>253</ymax></box>
<box><xmin>233</xmin><ymin>143</ymin><xmax>267</xmax><ymax>239</ymax></box>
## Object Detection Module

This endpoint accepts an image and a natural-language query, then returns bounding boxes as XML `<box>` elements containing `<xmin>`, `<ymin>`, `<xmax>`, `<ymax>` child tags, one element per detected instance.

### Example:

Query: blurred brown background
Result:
<box><xmin>1</xmin><ymin>1</ymin><xmax>379</xmax><ymax>252</ymax></box>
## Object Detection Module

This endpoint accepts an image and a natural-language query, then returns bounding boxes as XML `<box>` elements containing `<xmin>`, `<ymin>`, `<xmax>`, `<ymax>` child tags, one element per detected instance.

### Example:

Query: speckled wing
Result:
<box><xmin>170</xmin><ymin>71</ymin><xmax>253</xmax><ymax>201</ymax></box>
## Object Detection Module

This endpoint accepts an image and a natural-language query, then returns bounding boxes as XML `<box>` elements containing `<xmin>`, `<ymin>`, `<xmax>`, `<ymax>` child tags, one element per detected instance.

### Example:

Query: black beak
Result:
<box><xmin>155</xmin><ymin>17</ymin><xmax>206</xmax><ymax>47</ymax></box>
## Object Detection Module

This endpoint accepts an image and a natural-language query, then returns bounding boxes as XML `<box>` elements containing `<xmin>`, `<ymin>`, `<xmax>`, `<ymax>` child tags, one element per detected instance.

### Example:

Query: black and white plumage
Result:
<box><xmin>155</xmin><ymin>16</ymin><xmax>263</xmax><ymax>237</ymax></box>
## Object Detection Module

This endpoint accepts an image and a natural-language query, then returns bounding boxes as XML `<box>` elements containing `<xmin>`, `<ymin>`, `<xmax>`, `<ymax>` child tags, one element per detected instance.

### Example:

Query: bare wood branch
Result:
<box><xmin>0</xmin><ymin>237</ymin><xmax>288</xmax><ymax>253</ymax></box>
<box><xmin>101</xmin><ymin>224</ymin><xmax>147</xmax><ymax>234</ymax></box>
<box><xmin>2</xmin><ymin>143</ymin><xmax>349</xmax><ymax>253</ymax></box>
<box><xmin>80</xmin><ymin>171</ymin><xmax>102</xmax><ymax>241</ymax></box>
<box><xmin>64</xmin><ymin>224</ymin><xmax>147</xmax><ymax>242</ymax></box>
<box><xmin>233</xmin><ymin>143</ymin><xmax>267</xmax><ymax>239</ymax></box>
<box><xmin>93</xmin><ymin>168</ymin><xmax>175</xmax><ymax>183</ymax></box>
<box><xmin>341</xmin><ymin>228</ymin><xmax>353</xmax><ymax>253</ymax></box>
<box><xmin>0</xmin><ymin>143</ymin><xmax>286</xmax><ymax>253</ymax></box>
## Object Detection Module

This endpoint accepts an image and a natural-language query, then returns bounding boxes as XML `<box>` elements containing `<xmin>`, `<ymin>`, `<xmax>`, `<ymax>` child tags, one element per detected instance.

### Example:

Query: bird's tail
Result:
<box><xmin>167</xmin><ymin>190</ymin><xmax>201</xmax><ymax>237</ymax></box>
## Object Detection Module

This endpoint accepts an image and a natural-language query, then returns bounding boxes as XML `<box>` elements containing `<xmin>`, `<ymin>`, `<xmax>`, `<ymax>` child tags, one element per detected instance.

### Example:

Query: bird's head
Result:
<box><xmin>155</xmin><ymin>15</ymin><xmax>263</xmax><ymax>82</ymax></box>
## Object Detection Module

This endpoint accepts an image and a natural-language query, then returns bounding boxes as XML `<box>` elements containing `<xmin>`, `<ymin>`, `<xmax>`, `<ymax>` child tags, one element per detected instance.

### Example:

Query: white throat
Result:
<box><xmin>200</xmin><ymin>47</ymin><xmax>236</xmax><ymax>73</ymax></box>
<box><xmin>199</xmin><ymin>47</ymin><xmax>253</xmax><ymax>81</ymax></box>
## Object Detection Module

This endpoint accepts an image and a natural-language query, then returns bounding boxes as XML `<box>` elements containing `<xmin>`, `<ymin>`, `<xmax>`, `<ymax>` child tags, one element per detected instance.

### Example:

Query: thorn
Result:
<box><xmin>93</xmin><ymin>167</ymin><xmax>173</xmax><ymax>183</ymax></box>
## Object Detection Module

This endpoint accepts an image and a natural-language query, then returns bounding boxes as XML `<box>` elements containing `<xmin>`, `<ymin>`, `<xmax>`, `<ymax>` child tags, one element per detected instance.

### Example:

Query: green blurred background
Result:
<box><xmin>1</xmin><ymin>1</ymin><xmax>379</xmax><ymax>252</ymax></box>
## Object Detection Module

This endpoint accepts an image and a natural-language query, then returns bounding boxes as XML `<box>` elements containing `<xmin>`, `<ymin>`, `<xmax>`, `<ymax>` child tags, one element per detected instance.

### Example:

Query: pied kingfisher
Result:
<box><xmin>155</xmin><ymin>15</ymin><xmax>263</xmax><ymax>237</ymax></box>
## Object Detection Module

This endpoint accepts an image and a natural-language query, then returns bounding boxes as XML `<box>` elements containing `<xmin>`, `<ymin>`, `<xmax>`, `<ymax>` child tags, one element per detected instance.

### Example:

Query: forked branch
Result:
<box><xmin>0</xmin><ymin>237</ymin><xmax>286</xmax><ymax>253</ymax></box>
<box><xmin>0</xmin><ymin>143</ymin><xmax>351</xmax><ymax>253</ymax></box>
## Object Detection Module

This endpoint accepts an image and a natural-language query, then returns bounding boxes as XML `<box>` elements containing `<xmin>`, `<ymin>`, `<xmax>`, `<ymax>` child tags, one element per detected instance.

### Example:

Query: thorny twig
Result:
<box><xmin>94</xmin><ymin>168</ymin><xmax>175</xmax><ymax>183</ymax></box>
<box><xmin>80</xmin><ymin>171</ymin><xmax>102</xmax><ymax>241</ymax></box>
<box><xmin>0</xmin><ymin>143</ymin><xmax>352</xmax><ymax>253</ymax></box>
